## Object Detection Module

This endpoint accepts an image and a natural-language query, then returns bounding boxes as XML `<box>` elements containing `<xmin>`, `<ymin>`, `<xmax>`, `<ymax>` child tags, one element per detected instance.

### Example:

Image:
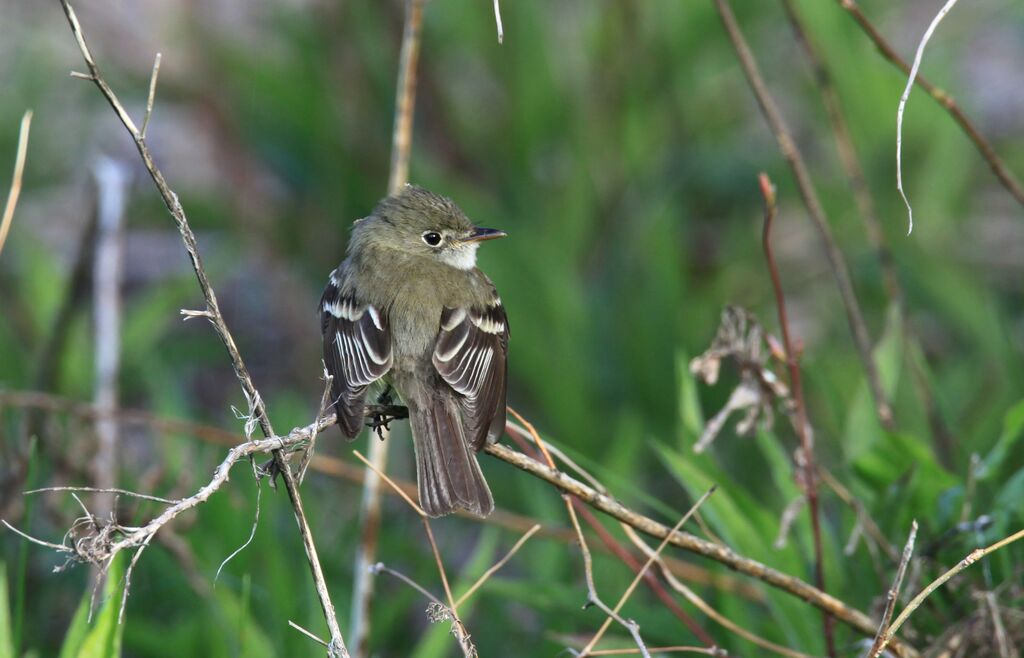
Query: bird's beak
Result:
<box><xmin>463</xmin><ymin>227</ymin><xmax>507</xmax><ymax>243</ymax></box>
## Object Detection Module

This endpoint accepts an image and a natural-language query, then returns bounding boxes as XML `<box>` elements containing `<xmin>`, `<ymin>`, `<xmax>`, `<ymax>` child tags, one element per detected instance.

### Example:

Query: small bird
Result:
<box><xmin>319</xmin><ymin>185</ymin><xmax>509</xmax><ymax>517</ymax></box>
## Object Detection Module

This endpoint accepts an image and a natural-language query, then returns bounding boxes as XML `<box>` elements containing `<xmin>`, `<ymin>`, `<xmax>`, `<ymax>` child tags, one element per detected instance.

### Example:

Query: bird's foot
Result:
<box><xmin>364</xmin><ymin>403</ymin><xmax>409</xmax><ymax>440</ymax></box>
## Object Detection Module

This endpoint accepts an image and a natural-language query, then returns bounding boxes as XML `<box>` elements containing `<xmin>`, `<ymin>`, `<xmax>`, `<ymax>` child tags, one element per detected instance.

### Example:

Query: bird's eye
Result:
<box><xmin>422</xmin><ymin>231</ymin><xmax>442</xmax><ymax>246</ymax></box>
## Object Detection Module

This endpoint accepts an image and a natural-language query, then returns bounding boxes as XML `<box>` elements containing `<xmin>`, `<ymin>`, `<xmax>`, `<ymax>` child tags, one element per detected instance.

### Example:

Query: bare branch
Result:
<box><xmin>622</xmin><ymin>524</ymin><xmax>812</xmax><ymax>658</ymax></box>
<box><xmin>493</xmin><ymin>0</ymin><xmax>504</xmax><ymax>44</ymax></box>
<box><xmin>868</xmin><ymin>521</ymin><xmax>918</xmax><ymax>658</ymax></box>
<box><xmin>55</xmin><ymin>2</ymin><xmax>348</xmax><ymax>653</ymax></box>
<box><xmin>0</xmin><ymin>109</ymin><xmax>32</xmax><ymax>259</ymax></box>
<box><xmin>141</xmin><ymin>52</ymin><xmax>162</xmax><ymax>139</ymax></box>
<box><xmin>454</xmin><ymin>524</ymin><xmax>540</xmax><ymax>608</ymax></box>
<box><xmin>387</xmin><ymin>0</ymin><xmax>425</xmax><ymax>196</ymax></box>
<box><xmin>578</xmin><ymin>488</ymin><xmax>715</xmax><ymax>656</ymax></box>
<box><xmin>760</xmin><ymin>173</ymin><xmax>834</xmax><ymax>656</ymax></box>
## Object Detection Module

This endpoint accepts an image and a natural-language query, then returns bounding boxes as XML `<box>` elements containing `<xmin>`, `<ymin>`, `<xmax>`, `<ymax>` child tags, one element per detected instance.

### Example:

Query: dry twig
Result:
<box><xmin>868</xmin><ymin>521</ymin><xmax>918</xmax><ymax>658</ymax></box>
<box><xmin>872</xmin><ymin>527</ymin><xmax>1024</xmax><ymax>656</ymax></box>
<box><xmin>577</xmin><ymin>488</ymin><xmax>716</xmax><ymax>657</ymax></box>
<box><xmin>54</xmin><ymin>3</ymin><xmax>348</xmax><ymax>653</ymax></box>
<box><xmin>760</xmin><ymin>173</ymin><xmax>834</xmax><ymax>656</ymax></box>
<box><xmin>0</xmin><ymin>110</ymin><xmax>32</xmax><ymax>258</ymax></box>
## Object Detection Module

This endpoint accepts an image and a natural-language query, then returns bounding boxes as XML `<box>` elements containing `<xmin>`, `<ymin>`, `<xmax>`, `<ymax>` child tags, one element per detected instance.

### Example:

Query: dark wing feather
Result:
<box><xmin>320</xmin><ymin>273</ymin><xmax>392</xmax><ymax>438</ymax></box>
<box><xmin>432</xmin><ymin>300</ymin><xmax>509</xmax><ymax>449</ymax></box>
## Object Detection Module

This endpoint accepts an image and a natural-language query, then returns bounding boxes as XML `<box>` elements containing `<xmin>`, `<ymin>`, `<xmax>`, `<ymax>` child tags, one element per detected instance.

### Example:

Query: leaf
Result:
<box><xmin>980</xmin><ymin>399</ymin><xmax>1024</xmax><ymax>483</ymax></box>
<box><xmin>0</xmin><ymin>565</ymin><xmax>14</xmax><ymax>658</ymax></box>
<box><xmin>76</xmin><ymin>556</ymin><xmax>126</xmax><ymax>658</ymax></box>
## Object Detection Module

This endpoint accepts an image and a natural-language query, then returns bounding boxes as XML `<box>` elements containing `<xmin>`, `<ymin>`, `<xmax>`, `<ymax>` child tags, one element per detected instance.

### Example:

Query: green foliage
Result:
<box><xmin>59</xmin><ymin>556</ymin><xmax>125</xmax><ymax>658</ymax></box>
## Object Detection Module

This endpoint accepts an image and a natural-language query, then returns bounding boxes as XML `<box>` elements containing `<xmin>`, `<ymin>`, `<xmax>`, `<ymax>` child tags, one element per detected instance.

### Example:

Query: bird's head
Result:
<box><xmin>353</xmin><ymin>185</ymin><xmax>505</xmax><ymax>270</ymax></box>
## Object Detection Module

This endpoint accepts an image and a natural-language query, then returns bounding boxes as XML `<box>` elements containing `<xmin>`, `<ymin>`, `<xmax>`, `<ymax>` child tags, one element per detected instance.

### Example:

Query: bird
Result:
<box><xmin>319</xmin><ymin>185</ymin><xmax>509</xmax><ymax>517</ymax></box>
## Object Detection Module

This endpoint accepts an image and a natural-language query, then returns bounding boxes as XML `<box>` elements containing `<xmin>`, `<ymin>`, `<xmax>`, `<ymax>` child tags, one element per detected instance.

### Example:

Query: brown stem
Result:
<box><xmin>759</xmin><ymin>174</ymin><xmax>834</xmax><ymax>657</ymax></box>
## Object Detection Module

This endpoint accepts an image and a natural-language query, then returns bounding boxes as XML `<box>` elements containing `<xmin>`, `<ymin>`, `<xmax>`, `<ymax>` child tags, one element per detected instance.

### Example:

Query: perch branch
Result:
<box><xmin>55</xmin><ymin>2</ymin><xmax>347</xmax><ymax>653</ymax></box>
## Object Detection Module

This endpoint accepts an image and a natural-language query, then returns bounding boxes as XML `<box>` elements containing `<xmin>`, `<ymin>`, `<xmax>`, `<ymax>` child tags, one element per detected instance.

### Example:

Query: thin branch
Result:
<box><xmin>896</xmin><ymin>0</ymin><xmax>961</xmax><ymax>235</ymax></box>
<box><xmin>369</xmin><ymin>562</ymin><xmax>444</xmax><ymax>607</ymax></box>
<box><xmin>7</xmin><ymin>385</ymin><xmax>915</xmax><ymax>656</ymax></box>
<box><xmin>714</xmin><ymin>0</ymin><xmax>894</xmax><ymax>433</ymax></box>
<box><xmin>621</xmin><ymin>524</ymin><xmax>813</xmax><ymax>658</ymax></box>
<box><xmin>352</xmin><ymin>2</ymin><xmax>426</xmax><ymax>653</ymax></box>
<box><xmin>578</xmin><ymin>488</ymin><xmax>716</xmax><ymax>657</ymax></box>
<box><xmin>565</xmin><ymin>498</ymin><xmax>650</xmax><ymax>658</ymax></box>
<box><xmin>873</xmin><ymin>527</ymin><xmax>1024</xmax><ymax>656</ymax></box>
<box><xmin>836</xmin><ymin>0</ymin><xmax>1024</xmax><ymax>211</ymax></box>
<box><xmin>24</xmin><ymin>487</ymin><xmax>176</xmax><ymax>506</ymax></box>
<box><xmin>868</xmin><ymin>521</ymin><xmax>918</xmax><ymax>658</ymax></box>
<box><xmin>454</xmin><ymin>524</ymin><xmax>540</xmax><ymax>608</ymax></box>
<box><xmin>387</xmin><ymin>0</ymin><xmax>425</xmax><ymax>196</ymax></box>
<box><xmin>0</xmin><ymin>109</ymin><xmax>32</xmax><ymax>258</ymax></box>
<box><xmin>56</xmin><ymin>3</ymin><xmax>347</xmax><ymax>654</ymax></box>
<box><xmin>290</xmin><ymin>620</ymin><xmax>331</xmax><ymax>649</ymax></box>
<box><xmin>759</xmin><ymin>173</ymin><xmax>834</xmax><ymax>657</ymax></box>
<box><xmin>483</xmin><ymin>442</ymin><xmax>918</xmax><ymax>656</ymax></box>
<box><xmin>351</xmin><ymin>450</ymin><xmax>475</xmax><ymax>657</ymax></box>
<box><xmin>141</xmin><ymin>52</ymin><xmax>161</xmax><ymax>139</ymax></box>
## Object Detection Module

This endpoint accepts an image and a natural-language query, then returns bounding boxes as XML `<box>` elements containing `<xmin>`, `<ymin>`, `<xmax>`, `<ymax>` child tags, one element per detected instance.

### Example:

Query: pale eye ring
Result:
<box><xmin>422</xmin><ymin>231</ymin><xmax>442</xmax><ymax>247</ymax></box>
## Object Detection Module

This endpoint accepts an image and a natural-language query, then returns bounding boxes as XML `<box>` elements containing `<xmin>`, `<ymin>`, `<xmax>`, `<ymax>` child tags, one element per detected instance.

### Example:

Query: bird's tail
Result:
<box><xmin>408</xmin><ymin>393</ymin><xmax>494</xmax><ymax>518</ymax></box>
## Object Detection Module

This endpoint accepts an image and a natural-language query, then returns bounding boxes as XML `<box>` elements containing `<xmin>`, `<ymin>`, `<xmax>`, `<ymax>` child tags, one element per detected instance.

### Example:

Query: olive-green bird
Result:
<box><xmin>320</xmin><ymin>185</ymin><xmax>508</xmax><ymax>517</ymax></box>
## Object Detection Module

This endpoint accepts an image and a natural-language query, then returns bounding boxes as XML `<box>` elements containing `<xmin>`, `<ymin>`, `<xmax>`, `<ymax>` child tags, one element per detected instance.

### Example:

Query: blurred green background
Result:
<box><xmin>2</xmin><ymin>0</ymin><xmax>1023</xmax><ymax>655</ymax></box>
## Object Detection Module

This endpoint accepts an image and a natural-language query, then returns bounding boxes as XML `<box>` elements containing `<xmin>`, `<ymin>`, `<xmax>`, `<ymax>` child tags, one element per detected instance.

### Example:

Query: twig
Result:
<box><xmin>621</xmin><ymin>524</ymin><xmax>813</xmax><ymax>658</ymax></box>
<box><xmin>896</xmin><ymin>0</ymin><xmax>961</xmax><ymax>235</ymax></box>
<box><xmin>24</xmin><ymin>487</ymin><xmax>176</xmax><ymax>506</ymax></box>
<box><xmin>0</xmin><ymin>110</ymin><xmax>32</xmax><ymax>258</ymax></box>
<box><xmin>836</xmin><ymin>0</ymin><xmax>1024</xmax><ymax>211</ymax></box>
<box><xmin>483</xmin><ymin>442</ymin><xmax>918</xmax><ymax>656</ymax></box>
<box><xmin>868</xmin><ymin>521</ymin><xmax>918</xmax><ymax>658</ymax></box>
<box><xmin>759</xmin><ymin>173</ymin><xmax>834</xmax><ymax>657</ymax></box>
<box><xmin>387</xmin><ymin>0</ymin><xmax>424</xmax><ymax>197</ymax></box>
<box><xmin>872</xmin><ymin>527</ymin><xmax>1024</xmax><ymax>656</ymax></box>
<box><xmin>352</xmin><ymin>2</ymin><xmax>426</xmax><ymax>653</ymax></box>
<box><xmin>454</xmin><ymin>524</ymin><xmax>540</xmax><ymax>607</ymax></box>
<box><xmin>352</xmin><ymin>450</ymin><xmax>475</xmax><ymax>657</ymax></box>
<box><xmin>715</xmin><ymin>0</ymin><xmax>894</xmax><ymax>434</ymax></box>
<box><xmin>578</xmin><ymin>488</ymin><xmax>715</xmax><ymax>657</ymax></box>
<box><xmin>290</xmin><ymin>620</ymin><xmax>331</xmax><ymax>649</ymax></box>
<box><xmin>565</xmin><ymin>498</ymin><xmax>650</xmax><ymax>658</ymax></box>
<box><xmin>54</xmin><ymin>4</ymin><xmax>348</xmax><ymax>653</ymax></box>
<box><xmin>141</xmin><ymin>53</ymin><xmax>161</xmax><ymax>139</ymax></box>
<box><xmin>369</xmin><ymin>563</ymin><xmax>444</xmax><ymax>607</ymax></box>
<box><xmin>5</xmin><ymin>382</ymin><xmax>915</xmax><ymax>655</ymax></box>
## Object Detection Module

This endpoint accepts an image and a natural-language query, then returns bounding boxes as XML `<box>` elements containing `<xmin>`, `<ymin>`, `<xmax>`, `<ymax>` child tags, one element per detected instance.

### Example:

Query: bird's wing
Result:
<box><xmin>320</xmin><ymin>274</ymin><xmax>393</xmax><ymax>438</ymax></box>
<box><xmin>432</xmin><ymin>299</ymin><xmax>509</xmax><ymax>449</ymax></box>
